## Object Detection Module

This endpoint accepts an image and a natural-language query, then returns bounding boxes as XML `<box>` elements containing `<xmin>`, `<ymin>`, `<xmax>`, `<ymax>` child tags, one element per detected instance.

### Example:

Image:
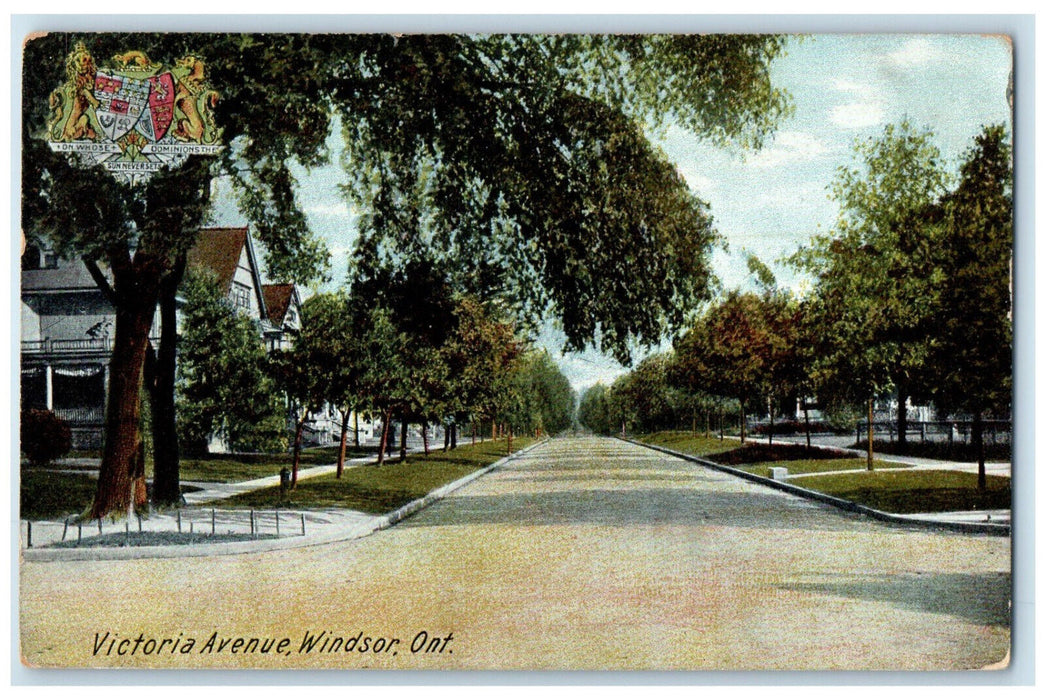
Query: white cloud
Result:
<box><xmin>746</xmin><ymin>131</ymin><xmax>830</xmax><ymax>168</ymax></box>
<box><xmin>887</xmin><ymin>37</ymin><xmax>945</xmax><ymax>67</ymax></box>
<box><xmin>830</xmin><ymin>102</ymin><xmax>885</xmax><ymax>129</ymax></box>
<box><xmin>679</xmin><ymin>169</ymin><xmax>715</xmax><ymax>196</ymax></box>
<box><xmin>831</xmin><ymin>78</ymin><xmax>878</xmax><ymax>100</ymax></box>
<box><xmin>752</xmin><ymin>181</ymin><xmax>828</xmax><ymax>209</ymax></box>
<box><xmin>828</xmin><ymin>78</ymin><xmax>886</xmax><ymax>129</ymax></box>
<box><xmin>304</xmin><ymin>201</ymin><xmax>352</xmax><ymax>218</ymax></box>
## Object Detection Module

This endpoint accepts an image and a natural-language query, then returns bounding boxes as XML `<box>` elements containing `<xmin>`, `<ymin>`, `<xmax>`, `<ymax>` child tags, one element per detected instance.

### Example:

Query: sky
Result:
<box><xmin>208</xmin><ymin>33</ymin><xmax>1013</xmax><ymax>395</ymax></box>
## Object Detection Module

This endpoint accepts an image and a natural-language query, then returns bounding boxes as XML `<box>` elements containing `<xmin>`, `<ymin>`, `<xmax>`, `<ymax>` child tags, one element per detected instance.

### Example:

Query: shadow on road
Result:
<box><xmin>777</xmin><ymin>571</ymin><xmax>1011</xmax><ymax>627</ymax></box>
<box><xmin>402</xmin><ymin>486</ymin><xmax>899</xmax><ymax>533</ymax></box>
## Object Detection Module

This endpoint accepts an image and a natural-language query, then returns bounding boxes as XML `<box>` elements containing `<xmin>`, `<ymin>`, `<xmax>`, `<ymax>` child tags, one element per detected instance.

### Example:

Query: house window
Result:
<box><xmin>230</xmin><ymin>283</ymin><xmax>251</xmax><ymax>311</ymax></box>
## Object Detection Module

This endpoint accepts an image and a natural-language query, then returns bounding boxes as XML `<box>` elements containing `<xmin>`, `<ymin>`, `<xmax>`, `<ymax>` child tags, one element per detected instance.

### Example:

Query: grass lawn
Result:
<box><xmin>737</xmin><ymin>458</ymin><xmax>911</xmax><ymax>478</ymax></box>
<box><xmin>20</xmin><ymin>469</ymin><xmax>204</xmax><ymax>520</ymax></box>
<box><xmin>178</xmin><ymin>445</ymin><xmax>384</xmax><ymax>482</ymax></box>
<box><xmin>638</xmin><ymin>431</ymin><xmax>735</xmax><ymax>457</ymax></box>
<box><xmin>20</xmin><ymin>470</ymin><xmax>99</xmax><ymax>521</ymax></box>
<box><xmin>225</xmin><ymin>437</ymin><xmax>535</xmax><ymax>513</ymax></box>
<box><xmin>795</xmin><ymin>469</ymin><xmax>1011</xmax><ymax>514</ymax></box>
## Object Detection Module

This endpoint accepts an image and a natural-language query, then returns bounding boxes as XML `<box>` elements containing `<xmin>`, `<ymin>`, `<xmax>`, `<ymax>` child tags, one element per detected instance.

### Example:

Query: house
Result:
<box><xmin>260</xmin><ymin>283</ymin><xmax>302</xmax><ymax>352</ymax></box>
<box><xmin>21</xmin><ymin>245</ymin><xmax>127</xmax><ymax>448</ymax></box>
<box><xmin>20</xmin><ymin>227</ymin><xmax>324</xmax><ymax>449</ymax></box>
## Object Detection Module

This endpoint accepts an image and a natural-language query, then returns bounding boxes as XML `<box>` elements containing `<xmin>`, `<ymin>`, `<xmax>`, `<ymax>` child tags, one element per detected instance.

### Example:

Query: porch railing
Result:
<box><xmin>52</xmin><ymin>407</ymin><xmax>105</xmax><ymax>424</ymax></box>
<box><xmin>22</xmin><ymin>338</ymin><xmax>112</xmax><ymax>354</ymax></box>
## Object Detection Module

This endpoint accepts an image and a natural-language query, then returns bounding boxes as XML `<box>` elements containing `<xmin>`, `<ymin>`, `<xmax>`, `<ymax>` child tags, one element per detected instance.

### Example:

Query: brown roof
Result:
<box><xmin>261</xmin><ymin>284</ymin><xmax>295</xmax><ymax>325</ymax></box>
<box><xmin>186</xmin><ymin>227</ymin><xmax>248</xmax><ymax>291</ymax></box>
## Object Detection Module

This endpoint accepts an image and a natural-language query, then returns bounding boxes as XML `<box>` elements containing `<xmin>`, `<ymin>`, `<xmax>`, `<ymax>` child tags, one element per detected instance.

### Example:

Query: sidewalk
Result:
<box><xmin>21</xmin><ymin>438</ymin><xmax>546</xmax><ymax>561</ymax></box>
<box><xmin>764</xmin><ymin>433</ymin><xmax>1012</xmax><ymax>477</ymax></box>
<box><xmin>633</xmin><ymin>435</ymin><xmax>1012</xmax><ymax>534</ymax></box>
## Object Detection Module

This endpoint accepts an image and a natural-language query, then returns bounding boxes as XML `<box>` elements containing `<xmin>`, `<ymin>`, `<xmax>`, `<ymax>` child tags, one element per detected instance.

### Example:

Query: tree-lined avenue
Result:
<box><xmin>20</xmin><ymin>436</ymin><xmax>1009</xmax><ymax>670</ymax></box>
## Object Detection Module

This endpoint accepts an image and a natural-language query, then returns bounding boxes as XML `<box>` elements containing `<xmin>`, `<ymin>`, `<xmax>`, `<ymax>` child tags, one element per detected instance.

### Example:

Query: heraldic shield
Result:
<box><xmin>47</xmin><ymin>44</ymin><xmax>221</xmax><ymax>186</ymax></box>
<box><xmin>94</xmin><ymin>71</ymin><xmax>150</xmax><ymax>142</ymax></box>
<box><xmin>146</xmin><ymin>72</ymin><xmax>175</xmax><ymax>141</ymax></box>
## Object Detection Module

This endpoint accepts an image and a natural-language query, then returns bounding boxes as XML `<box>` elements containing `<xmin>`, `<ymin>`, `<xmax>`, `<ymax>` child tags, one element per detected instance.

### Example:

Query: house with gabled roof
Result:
<box><xmin>186</xmin><ymin>226</ymin><xmax>268</xmax><ymax>323</ymax></box>
<box><xmin>20</xmin><ymin>226</ymin><xmax>335</xmax><ymax>449</ymax></box>
<box><xmin>260</xmin><ymin>283</ymin><xmax>302</xmax><ymax>351</ymax></box>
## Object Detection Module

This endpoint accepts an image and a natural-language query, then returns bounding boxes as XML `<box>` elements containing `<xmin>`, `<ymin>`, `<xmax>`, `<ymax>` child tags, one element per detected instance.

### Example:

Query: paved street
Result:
<box><xmin>19</xmin><ymin>437</ymin><xmax>1010</xmax><ymax>671</ymax></box>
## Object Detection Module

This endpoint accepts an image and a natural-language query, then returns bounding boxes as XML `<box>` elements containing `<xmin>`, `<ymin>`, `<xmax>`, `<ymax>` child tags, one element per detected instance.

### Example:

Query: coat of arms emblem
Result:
<box><xmin>47</xmin><ymin>44</ymin><xmax>221</xmax><ymax>185</ymax></box>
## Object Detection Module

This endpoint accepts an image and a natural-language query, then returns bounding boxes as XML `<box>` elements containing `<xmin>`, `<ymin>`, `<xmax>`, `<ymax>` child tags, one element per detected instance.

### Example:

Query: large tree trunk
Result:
<box><xmin>336</xmin><ymin>408</ymin><xmax>351</xmax><ymax>478</ymax></box>
<box><xmin>148</xmin><ymin>255</ymin><xmax>185</xmax><ymax>507</ymax></box>
<box><xmin>450</xmin><ymin>421</ymin><xmax>457</xmax><ymax>450</ymax></box>
<box><xmin>89</xmin><ymin>289</ymin><xmax>160</xmax><ymax>519</ymax></box>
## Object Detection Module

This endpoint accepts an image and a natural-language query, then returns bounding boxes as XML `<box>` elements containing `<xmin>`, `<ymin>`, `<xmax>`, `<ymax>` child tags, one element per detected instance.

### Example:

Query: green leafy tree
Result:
<box><xmin>794</xmin><ymin>120</ymin><xmax>949</xmax><ymax>466</ymax></box>
<box><xmin>176</xmin><ymin>274</ymin><xmax>286</xmax><ymax>457</ymax></box>
<box><xmin>610</xmin><ymin>353</ymin><xmax>688</xmax><ymax>435</ymax></box>
<box><xmin>287</xmin><ymin>292</ymin><xmax>369</xmax><ymax>477</ymax></box>
<box><xmin>24</xmin><ymin>33</ymin><xmax>790</xmax><ymax>516</ymax></box>
<box><xmin>928</xmin><ymin>125</ymin><xmax>1013</xmax><ymax>488</ymax></box>
<box><xmin>673</xmin><ymin>291</ymin><xmax>780</xmax><ymax>443</ymax></box>
<box><xmin>510</xmin><ymin>350</ymin><xmax>576</xmax><ymax>437</ymax></box>
<box><xmin>577</xmin><ymin>383</ymin><xmax>614</xmax><ymax>435</ymax></box>
<box><xmin>442</xmin><ymin>296</ymin><xmax>524</xmax><ymax>445</ymax></box>
<box><xmin>23</xmin><ymin>34</ymin><xmax>333</xmax><ymax>515</ymax></box>
<box><xmin>354</xmin><ymin>307</ymin><xmax>411</xmax><ymax>467</ymax></box>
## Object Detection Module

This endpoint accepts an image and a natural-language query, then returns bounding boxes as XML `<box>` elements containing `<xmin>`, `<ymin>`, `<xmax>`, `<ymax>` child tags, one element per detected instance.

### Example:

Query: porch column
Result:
<box><xmin>44</xmin><ymin>364</ymin><xmax>53</xmax><ymax>411</ymax></box>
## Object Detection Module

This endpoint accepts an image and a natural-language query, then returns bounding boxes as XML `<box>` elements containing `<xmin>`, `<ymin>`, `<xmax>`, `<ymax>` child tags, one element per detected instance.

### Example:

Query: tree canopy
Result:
<box><xmin>22</xmin><ymin>32</ymin><xmax>792</xmax><ymax>516</ymax></box>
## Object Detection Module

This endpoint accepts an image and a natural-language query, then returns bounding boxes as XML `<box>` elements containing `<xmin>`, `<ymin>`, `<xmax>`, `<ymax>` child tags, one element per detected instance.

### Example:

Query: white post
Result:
<box><xmin>44</xmin><ymin>364</ymin><xmax>53</xmax><ymax>410</ymax></box>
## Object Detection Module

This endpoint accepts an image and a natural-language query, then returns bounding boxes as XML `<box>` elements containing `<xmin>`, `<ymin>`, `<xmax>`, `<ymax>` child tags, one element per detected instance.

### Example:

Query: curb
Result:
<box><xmin>22</xmin><ymin>438</ymin><xmax>550</xmax><ymax>562</ymax></box>
<box><xmin>624</xmin><ymin>438</ymin><xmax>1010</xmax><ymax>537</ymax></box>
<box><xmin>372</xmin><ymin>437</ymin><xmax>549</xmax><ymax>532</ymax></box>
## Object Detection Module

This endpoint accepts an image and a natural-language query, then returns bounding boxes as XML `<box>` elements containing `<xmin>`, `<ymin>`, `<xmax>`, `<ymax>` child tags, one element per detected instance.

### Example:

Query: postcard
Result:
<box><xmin>17</xmin><ymin>27</ymin><xmax>1015</xmax><ymax>673</ymax></box>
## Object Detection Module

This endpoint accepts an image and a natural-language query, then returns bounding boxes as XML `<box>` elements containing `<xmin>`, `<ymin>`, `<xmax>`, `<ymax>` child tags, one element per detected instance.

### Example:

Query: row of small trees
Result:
<box><xmin>580</xmin><ymin>122</ymin><xmax>1013</xmax><ymax>489</ymax></box>
<box><xmin>175</xmin><ymin>258</ymin><xmax>577</xmax><ymax>488</ymax></box>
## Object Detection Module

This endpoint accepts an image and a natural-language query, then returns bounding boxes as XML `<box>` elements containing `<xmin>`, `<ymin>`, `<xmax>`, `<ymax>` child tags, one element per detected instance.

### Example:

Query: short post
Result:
<box><xmin>279</xmin><ymin>467</ymin><xmax>291</xmax><ymax>502</ymax></box>
<box><xmin>177</xmin><ymin>510</ymin><xmax>182</xmax><ymax>534</ymax></box>
<box><xmin>275</xmin><ymin>509</ymin><xmax>280</xmax><ymax>537</ymax></box>
<box><xmin>125</xmin><ymin>520</ymin><xmax>130</xmax><ymax>546</ymax></box>
<box><xmin>26</xmin><ymin>521</ymin><xmax>32</xmax><ymax>549</ymax></box>
<box><xmin>97</xmin><ymin>519</ymin><xmax>102</xmax><ymax>535</ymax></box>
<box><xmin>77</xmin><ymin>521</ymin><xmax>82</xmax><ymax>544</ymax></box>
<box><xmin>211</xmin><ymin>508</ymin><xmax>216</xmax><ymax>536</ymax></box>
<box><xmin>250</xmin><ymin>509</ymin><xmax>255</xmax><ymax>539</ymax></box>
<box><xmin>300</xmin><ymin>513</ymin><xmax>306</xmax><ymax>536</ymax></box>
<box><xmin>137</xmin><ymin>512</ymin><xmax>142</xmax><ymax>533</ymax></box>
<box><xmin>62</xmin><ymin>518</ymin><xmax>69</xmax><ymax>542</ymax></box>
